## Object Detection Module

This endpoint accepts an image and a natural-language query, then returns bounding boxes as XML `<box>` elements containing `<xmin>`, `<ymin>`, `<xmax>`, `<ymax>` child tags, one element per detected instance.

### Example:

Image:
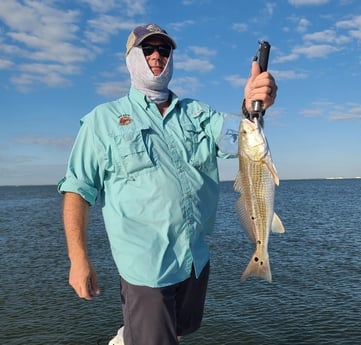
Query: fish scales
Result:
<box><xmin>234</xmin><ymin>117</ymin><xmax>284</xmax><ymax>283</ymax></box>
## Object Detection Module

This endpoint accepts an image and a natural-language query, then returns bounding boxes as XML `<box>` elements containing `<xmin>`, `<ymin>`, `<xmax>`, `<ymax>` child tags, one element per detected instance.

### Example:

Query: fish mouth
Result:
<box><xmin>240</xmin><ymin>118</ymin><xmax>268</xmax><ymax>159</ymax></box>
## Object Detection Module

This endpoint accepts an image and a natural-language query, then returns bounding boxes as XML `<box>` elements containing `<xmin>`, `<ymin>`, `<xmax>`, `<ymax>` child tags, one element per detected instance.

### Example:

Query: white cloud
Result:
<box><xmin>333</xmin><ymin>15</ymin><xmax>361</xmax><ymax>42</ymax></box>
<box><xmin>174</xmin><ymin>55</ymin><xmax>214</xmax><ymax>72</ymax></box>
<box><xmin>122</xmin><ymin>0</ymin><xmax>147</xmax><ymax>17</ymax></box>
<box><xmin>303</xmin><ymin>29</ymin><xmax>350</xmax><ymax>45</ymax></box>
<box><xmin>19</xmin><ymin>63</ymin><xmax>80</xmax><ymax>76</ymax></box>
<box><xmin>297</xmin><ymin>18</ymin><xmax>311</xmax><ymax>33</ymax></box>
<box><xmin>293</xmin><ymin>44</ymin><xmax>340</xmax><ymax>58</ymax></box>
<box><xmin>15</xmin><ymin>136</ymin><xmax>74</xmax><ymax>148</ymax></box>
<box><xmin>287</xmin><ymin>16</ymin><xmax>311</xmax><ymax>33</ymax></box>
<box><xmin>96</xmin><ymin>80</ymin><xmax>130</xmax><ymax>98</ymax></box>
<box><xmin>0</xmin><ymin>1</ymin><xmax>91</xmax><ymax>63</ymax></box>
<box><xmin>278</xmin><ymin>14</ymin><xmax>358</xmax><ymax>66</ymax></box>
<box><xmin>288</xmin><ymin>0</ymin><xmax>329</xmax><ymax>5</ymax></box>
<box><xmin>181</xmin><ymin>0</ymin><xmax>196</xmax><ymax>5</ymax></box>
<box><xmin>188</xmin><ymin>46</ymin><xmax>217</xmax><ymax>56</ymax></box>
<box><xmin>0</xmin><ymin>58</ymin><xmax>14</xmax><ymax>69</ymax></box>
<box><xmin>274</xmin><ymin>42</ymin><xmax>341</xmax><ymax>63</ymax></box>
<box><xmin>80</xmin><ymin>0</ymin><xmax>118</xmax><ymax>13</ymax></box>
<box><xmin>85</xmin><ymin>15</ymin><xmax>137</xmax><ymax>44</ymax></box>
<box><xmin>169</xmin><ymin>20</ymin><xmax>195</xmax><ymax>32</ymax></box>
<box><xmin>10</xmin><ymin>72</ymin><xmax>71</xmax><ymax>92</ymax></box>
<box><xmin>265</xmin><ymin>2</ymin><xmax>276</xmax><ymax>16</ymax></box>
<box><xmin>273</xmin><ymin>53</ymin><xmax>299</xmax><ymax>63</ymax></box>
<box><xmin>0</xmin><ymin>1</ymin><xmax>87</xmax><ymax>90</ymax></box>
<box><xmin>0</xmin><ymin>0</ymin><xmax>142</xmax><ymax>91</ymax></box>
<box><xmin>329</xmin><ymin>105</ymin><xmax>361</xmax><ymax>121</ymax></box>
<box><xmin>300</xmin><ymin>108</ymin><xmax>324</xmax><ymax>117</ymax></box>
<box><xmin>301</xmin><ymin>101</ymin><xmax>361</xmax><ymax>121</ymax></box>
<box><xmin>0</xmin><ymin>1</ymin><xmax>80</xmax><ymax>41</ymax></box>
<box><xmin>349</xmin><ymin>30</ymin><xmax>361</xmax><ymax>40</ymax></box>
<box><xmin>11</xmin><ymin>62</ymin><xmax>81</xmax><ymax>91</ymax></box>
<box><xmin>271</xmin><ymin>69</ymin><xmax>308</xmax><ymax>80</ymax></box>
<box><xmin>81</xmin><ymin>0</ymin><xmax>146</xmax><ymax>16</ymax></box>
<box><xmin>170</xmin><ymin>76</ymin><xmax>201</xmax><ymax>96</ymax></box>
<box><xmin>336</xmin><ymin>15</ymin><xmax>361</xmax><ymax>29</ymax></box>
<box><xmin>224</xmin><ymin>75</ymin><xmax>247</xmax><ymax>88</ymax></box>
<box><xmin>232</xmin><ymin>23</ymin><xmax>248</xmax><ymax>32</ymax></box>
<box><xmin>336</xmin><ymin>15</ymin><xmax>361</xmax><ymax>41</ymax></box>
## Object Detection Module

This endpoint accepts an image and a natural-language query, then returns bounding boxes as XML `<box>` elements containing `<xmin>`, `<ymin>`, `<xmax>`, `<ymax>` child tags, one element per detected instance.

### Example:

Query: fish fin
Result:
<box><xmin>271</xmin><ymin>212</ymin><xmax>285</xmax><ymax>233</ymax></box>
<box><xmin>233</xmin><ymin>171</ymin><xmax>242</xmax><ymax>192</ymax></box>
<box><xmin>241</xmin><ymin>248</ymin><xmax>272</xmax><ymax>283</ymax></box>
<box><xmin>264</xmin><ymin>153</ymin><xmax>279</xmax><ymax>186</ymax></box>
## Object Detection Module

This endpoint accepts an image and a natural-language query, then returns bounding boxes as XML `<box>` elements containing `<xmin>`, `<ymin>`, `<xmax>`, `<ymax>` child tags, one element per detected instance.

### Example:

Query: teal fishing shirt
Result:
<box><xmin>58</xmin><ymin>87</ymin><xmax>240</xmax><ymax>287</ymax></box>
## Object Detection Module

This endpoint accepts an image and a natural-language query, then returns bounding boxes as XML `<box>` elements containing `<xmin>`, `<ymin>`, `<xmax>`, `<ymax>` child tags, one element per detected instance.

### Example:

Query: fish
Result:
<box><xmin>234</xmin><ymin>117</ymin><xmax>285</xmax><ymax>282</ymax></box>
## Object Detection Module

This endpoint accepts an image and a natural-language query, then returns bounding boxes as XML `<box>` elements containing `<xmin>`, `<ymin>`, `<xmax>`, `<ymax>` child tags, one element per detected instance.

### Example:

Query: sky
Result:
<box><xmin>0</xmin><ymin>0</ymin><xmax>361</xmax><ymax>186</ymax></box>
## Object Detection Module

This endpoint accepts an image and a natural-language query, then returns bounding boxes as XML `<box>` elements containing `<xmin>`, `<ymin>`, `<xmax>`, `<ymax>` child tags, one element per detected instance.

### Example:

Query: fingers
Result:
<box><xmin>246</xmin><ymin>63</ymin><xmax>277</xmax><ymax>111</ymax></box>
<box><xmin>79</xmin><ymin>281</ymin><xmax>94</xmax><ymax>300</ymax></box>
<box><xmin>74</xmin><ymin>276</ymin><xmax>100</xmax><ymax>300</ymax></box>
<box><xmin>250</xmin><ymin>78</ymin><xmax>277</xmax><ymax>107</ymax></box>
<box><xmin>69</xmin><ymin>262</ymin><xmax>100</xmax><ymax>300</ymax></box>
<box><xmin>250</xmin><ymin>60</ymin><xmax>261</xmax><ymax>80</ymax></box>
<box><xmin>88</xmin><ymin>272</ymin><xmax>100</xmax><ymax>298</ymax></box>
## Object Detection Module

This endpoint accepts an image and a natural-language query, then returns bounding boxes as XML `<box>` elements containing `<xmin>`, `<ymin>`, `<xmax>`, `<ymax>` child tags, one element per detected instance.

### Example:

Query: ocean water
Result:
<box><xmin>1</xmin><ymin>179</ymin><xmax>360</xmax><ymax>345</ymax></box>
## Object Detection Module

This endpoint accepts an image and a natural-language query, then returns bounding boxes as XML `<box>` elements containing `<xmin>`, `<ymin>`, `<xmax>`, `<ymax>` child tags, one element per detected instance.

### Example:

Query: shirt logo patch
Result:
<box><xmin>119</xmin><ymin>115</ymin><xmax>133</xmax><ymax>126</ymax></box>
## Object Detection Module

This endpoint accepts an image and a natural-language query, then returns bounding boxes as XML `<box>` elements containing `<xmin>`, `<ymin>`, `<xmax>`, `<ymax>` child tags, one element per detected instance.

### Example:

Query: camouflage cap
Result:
<box><xmin>126</xmin><ymin>23</ymin><xmax>176</xmax><ymax>55</ymax></box>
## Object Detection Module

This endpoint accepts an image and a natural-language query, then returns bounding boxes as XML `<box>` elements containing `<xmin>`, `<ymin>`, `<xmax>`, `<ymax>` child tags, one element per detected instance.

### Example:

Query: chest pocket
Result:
<box><xmin>112</xmin><ymin>127</ymin><xmax>155</xmax><ymax>177</ymax></box>
<box><xmin>182</xmin><ymin>122</ymin><xmax>216</xmax><ymax>171</ymax></box>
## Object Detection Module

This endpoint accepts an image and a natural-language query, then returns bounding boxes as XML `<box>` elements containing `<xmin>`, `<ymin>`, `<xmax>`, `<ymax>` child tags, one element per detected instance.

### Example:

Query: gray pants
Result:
<box><xmin>120</xmin><ymin>262</ymin><xmax>210</xmax><ymax>345</ymax></box>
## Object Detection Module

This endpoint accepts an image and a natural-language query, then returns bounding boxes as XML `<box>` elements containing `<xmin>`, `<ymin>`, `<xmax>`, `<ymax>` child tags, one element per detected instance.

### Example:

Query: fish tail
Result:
<box><xmin>241</xmin><ymin>250</ymin><xmax>272</xmax><ymax>283</ymax></box>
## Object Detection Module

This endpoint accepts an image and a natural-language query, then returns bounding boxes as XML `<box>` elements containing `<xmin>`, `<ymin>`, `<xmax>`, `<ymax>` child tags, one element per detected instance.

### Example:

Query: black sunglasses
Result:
<box><xmin>141</xmin><ymin>44</ymin><xmax>172</xmax><ymax>58</ymax></box>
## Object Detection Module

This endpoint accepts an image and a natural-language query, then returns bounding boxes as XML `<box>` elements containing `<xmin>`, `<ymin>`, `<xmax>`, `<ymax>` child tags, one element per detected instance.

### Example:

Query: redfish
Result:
<box><xmin>234</xmin><ymin>117</ymin><xmax>284</xmax><ymax>282</ymax></box>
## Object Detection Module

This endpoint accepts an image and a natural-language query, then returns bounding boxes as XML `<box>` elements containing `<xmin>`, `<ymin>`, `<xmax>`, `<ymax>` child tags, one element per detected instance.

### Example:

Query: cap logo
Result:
<box><xmin>146</xmin><ymin>24</ymin><xmax>164</xmax><ymax>33</ymax></box>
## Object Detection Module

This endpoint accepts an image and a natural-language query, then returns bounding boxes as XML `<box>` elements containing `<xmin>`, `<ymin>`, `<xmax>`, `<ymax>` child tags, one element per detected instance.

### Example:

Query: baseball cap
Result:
<box><xmin>126</xmin><ymin>23</ymin><xmax>176</xmax><ymax>55</ymax></box>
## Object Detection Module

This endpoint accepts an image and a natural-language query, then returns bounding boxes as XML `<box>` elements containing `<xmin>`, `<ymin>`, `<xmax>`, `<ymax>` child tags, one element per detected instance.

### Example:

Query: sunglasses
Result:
<box><xmin>141</xmin><ymin>44</ymin><xmax>172</xmax><ymax>58</ymax></box>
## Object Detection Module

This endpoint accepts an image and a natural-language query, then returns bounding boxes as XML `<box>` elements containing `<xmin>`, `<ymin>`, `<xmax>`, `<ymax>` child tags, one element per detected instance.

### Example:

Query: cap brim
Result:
<box><xmin>135</xmin><ymin>33</ymin><xmax>176</xmax><ymax>49</ymax></box>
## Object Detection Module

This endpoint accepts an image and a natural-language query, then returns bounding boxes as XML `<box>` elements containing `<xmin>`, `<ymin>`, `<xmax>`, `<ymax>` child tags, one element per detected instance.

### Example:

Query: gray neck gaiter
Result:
<box><xmin>126</xmin><ymin>46</ymin><xmax>173</xmax><ymax>104</ymax></box>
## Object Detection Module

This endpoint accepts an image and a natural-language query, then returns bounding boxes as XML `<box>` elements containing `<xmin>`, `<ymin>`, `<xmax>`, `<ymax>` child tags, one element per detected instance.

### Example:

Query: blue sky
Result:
<box><xmin>1</xmin><ymin>0</ymin><xmax>360</xmax><ymax>185</ymax></box>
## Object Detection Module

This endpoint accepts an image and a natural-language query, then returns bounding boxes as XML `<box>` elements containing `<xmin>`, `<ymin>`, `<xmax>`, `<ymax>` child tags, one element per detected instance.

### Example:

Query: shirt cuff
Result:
<box><xmin>57</xmin><ymin>176</ymin><xmax>99</xmax><ymax>206</ymax></box>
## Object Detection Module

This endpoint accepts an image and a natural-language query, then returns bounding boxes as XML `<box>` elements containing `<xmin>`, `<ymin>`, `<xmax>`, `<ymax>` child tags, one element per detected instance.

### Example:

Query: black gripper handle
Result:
<box><xmin>258</xmin><ymin>41</ymin><xmax>270</xmax><ymax>72</ymax></box>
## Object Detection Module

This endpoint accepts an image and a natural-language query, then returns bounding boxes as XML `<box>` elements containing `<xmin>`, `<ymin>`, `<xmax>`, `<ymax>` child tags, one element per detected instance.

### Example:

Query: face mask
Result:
<box><xmin>126</xmin><ymin>46</ymin><xmax>173</xmax><ymax>104</ymax></box>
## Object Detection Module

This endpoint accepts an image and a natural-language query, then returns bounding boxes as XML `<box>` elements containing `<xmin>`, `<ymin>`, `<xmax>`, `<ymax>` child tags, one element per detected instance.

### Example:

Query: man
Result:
<box><xmin>58</xmin><ymin>23</ymin><xmax>277</xmax><ymax>345</ymax></box>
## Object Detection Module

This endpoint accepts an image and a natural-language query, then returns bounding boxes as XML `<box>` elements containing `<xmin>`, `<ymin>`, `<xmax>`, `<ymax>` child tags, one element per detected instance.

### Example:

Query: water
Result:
<box><xmin>1</xmin><ymin>179</ymin><xmax>361</xmax><ymax>345</ymax></box>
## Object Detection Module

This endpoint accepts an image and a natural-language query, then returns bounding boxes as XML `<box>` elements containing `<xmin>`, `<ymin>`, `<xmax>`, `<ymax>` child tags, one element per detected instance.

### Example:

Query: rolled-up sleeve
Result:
<box><xmin>57</xmin><ymin>118</ymin><xmax>101</xmax><ymax>206</ymax></box>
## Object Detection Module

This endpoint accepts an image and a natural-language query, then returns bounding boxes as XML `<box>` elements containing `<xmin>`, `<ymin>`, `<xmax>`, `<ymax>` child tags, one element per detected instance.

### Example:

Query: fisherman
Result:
<box><xmin>58</xmin><ymin>23</ymin><xmax>277</xmax><ymax>345</ymax></box>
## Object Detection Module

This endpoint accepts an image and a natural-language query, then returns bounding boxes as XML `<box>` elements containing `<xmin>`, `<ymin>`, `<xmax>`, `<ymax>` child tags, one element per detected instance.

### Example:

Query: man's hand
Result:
<box><xmin>244</xmin><ymin>61</ymin><xmax>278</xmax><ymax>113</ymax></box>
<box><xmin>69</xmin><ymin>258</ymin><xmax>100</xmax><ymax>300</ymax></box>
